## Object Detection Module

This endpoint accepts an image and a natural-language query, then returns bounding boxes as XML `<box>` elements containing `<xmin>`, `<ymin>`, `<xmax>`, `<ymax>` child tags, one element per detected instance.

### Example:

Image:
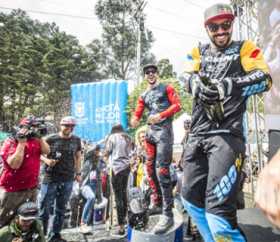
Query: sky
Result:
<box><xmin>0</xmin><ymin>0</ymin><xmax>230</xmax><ymax>74</ymax></box>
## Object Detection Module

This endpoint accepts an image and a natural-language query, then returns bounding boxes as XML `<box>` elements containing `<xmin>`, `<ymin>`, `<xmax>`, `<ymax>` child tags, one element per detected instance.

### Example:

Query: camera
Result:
<box><xmin>46</xmin><ymin>151</ymin><xmax>62</xmax><ymax>173</ymax></box>
<box><xmin>22</xmin><ymin>231</ymin><xmax>40</xmax><ymax>242</ymax></box>
<box><xmin>14</xmin><ymin>117</ymin><xmax>48</xmax><ymax>139</ymax></box>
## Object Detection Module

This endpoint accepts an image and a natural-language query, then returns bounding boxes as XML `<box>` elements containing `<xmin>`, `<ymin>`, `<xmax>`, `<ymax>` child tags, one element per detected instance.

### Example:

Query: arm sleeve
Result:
<box><xmin>133</xmin><ymin>96</ymin><xmax>145</xmax><ymax>121</ymax></box>
<box><xmin>186</xmin><ymin>47</ymin><xmax>201</xmax><ymax>73</ymax></box>
<box><xmin>159</xmin><ymin>85</ymin><xmax>181</xmax><ymax>119</ymax></box>
<box><xmin>105</xmin><ymin>136</ymin><xmax>113</xmax><ymax>155</ymax></box>
<box><xmin>184</xmin><ymin>47</ymin><xmax>201</xmax><ymax>95</ymax></box>
<box><xmin>231</xmin><ymin>40</ymin><xmax>272</xmax><ymax>96</ymax></box>
<box><xmin>77</xmin><ymin>137</ymin><xmax>82</xmax><ymax>151</ymax></box>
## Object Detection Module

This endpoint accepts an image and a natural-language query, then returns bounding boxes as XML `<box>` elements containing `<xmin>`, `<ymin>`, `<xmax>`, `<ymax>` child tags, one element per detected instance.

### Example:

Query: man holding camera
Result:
<box><xmin>38</xmin><ymin>116</ymin><xmax>82</xmax><ymax>242</ymax></box>
<box><xmin>0</xmin><ymin>116</ymin><xmax>50</xmax><ymax>228</ymax></box>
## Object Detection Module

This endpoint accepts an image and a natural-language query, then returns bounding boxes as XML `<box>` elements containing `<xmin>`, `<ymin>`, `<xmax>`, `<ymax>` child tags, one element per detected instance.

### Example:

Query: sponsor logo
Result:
<box><xmin>96</xmin><ymin>103</ymin><xmax>120</xmax><ymax>124</ymax></box>
<box><xmin>242</xmin><ymin>80</ymin><xmax>266</xmax><ymax>96</ymax></box>
<box><xmin>214</xmin><ymin>234</ymin><xmax>233</xmax><ymax>242</ymax></box>
<box><xmin>75</xmin><ymin>102</ymin><xmax>85</xmax><ymax>118</ymax></box>
<box><xmin>213</xmin><ymin>164</ymin><xmax>237</xmax><ymax>202</ymax></box>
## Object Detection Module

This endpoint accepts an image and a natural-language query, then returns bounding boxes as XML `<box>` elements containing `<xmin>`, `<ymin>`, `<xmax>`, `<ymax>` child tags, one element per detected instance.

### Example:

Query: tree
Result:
<box><xmin>0</xmin><ymin>10</ymin><xmax>101</xmax><ymax>130</ymax></box>
<box><xmin>95</xmin><ymin>0</ymin><xmax>155</xmax><ymax>80</ymax></box>
<box><xmin>157</xmin><ymin>58</ymin><xmax>176</xmax><ymax>79</ymax></box>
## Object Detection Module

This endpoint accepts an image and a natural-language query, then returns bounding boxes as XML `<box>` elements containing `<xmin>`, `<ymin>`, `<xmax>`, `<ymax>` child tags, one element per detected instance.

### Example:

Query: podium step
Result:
<box><xmin>237</xmin><ymin>208</ymin><xmax>280</xmax><ymax>242</ymax></box>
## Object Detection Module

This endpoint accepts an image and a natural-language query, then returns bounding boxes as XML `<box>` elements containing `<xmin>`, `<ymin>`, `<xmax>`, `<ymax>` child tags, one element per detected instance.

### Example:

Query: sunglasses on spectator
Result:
<box><xmin>62</xmin><ymin>124</ymin><xmax>74</xmax><ymax>128</ymax></box>
<box><xmin>207</xmin><ymin>21</ymin><xmax>232</xmax><ymax>32</ymax></box>
<box><xmin>145</xmin><ymin>69</ymin><xmax>157</xmax><ymax>75</ymax></box>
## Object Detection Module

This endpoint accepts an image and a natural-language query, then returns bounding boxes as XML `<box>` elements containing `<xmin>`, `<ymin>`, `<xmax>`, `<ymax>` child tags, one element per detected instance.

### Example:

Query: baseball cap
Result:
<box><xmin>204</xmin><ymin>3</ymin><xmax>235</xmax><ymax>25</ymax></box>
<box><xmin>17</xmin><ymin>202</ymin><xmax>38</xmax><ymax>220</ymax></box>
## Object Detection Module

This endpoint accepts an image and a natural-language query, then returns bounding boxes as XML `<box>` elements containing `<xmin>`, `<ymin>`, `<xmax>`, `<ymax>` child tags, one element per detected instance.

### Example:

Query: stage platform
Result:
<box><xmin>60</xmin><ymin>208</ymin><xmax>280</xmax><ymax>242</ymax></box>
<box><xmin>238</xmin><ymin>208</ymin><xmax>280</xmax><ymax>242</ymax></box>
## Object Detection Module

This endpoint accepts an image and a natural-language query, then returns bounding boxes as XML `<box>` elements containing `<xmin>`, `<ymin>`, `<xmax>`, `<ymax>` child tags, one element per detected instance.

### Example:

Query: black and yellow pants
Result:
<box><xmin>181</xmin><ymin>134</ymin><xmax>247</xmax><ymax>242</ymax></box>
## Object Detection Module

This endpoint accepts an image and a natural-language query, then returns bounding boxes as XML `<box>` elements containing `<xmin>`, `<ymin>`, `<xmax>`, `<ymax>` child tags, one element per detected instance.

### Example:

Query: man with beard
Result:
<box><xmin>131</xmin><ymin>64</ymin><xmax>181</xmax><ymax>234</ymax></box>
<box><xmin>38</xmin><ymin>116</ymin><xmax>82</xmax><ymax>242</ymax></box>
<box><xmin>0</xmin><ymin>202</ymin><xmax>45</xmax><ymax>242</ymax></box>
<box><xmin>180</xmin><ymin>3</ymin><xmax>272</xmax><ymax>242</ymax></box>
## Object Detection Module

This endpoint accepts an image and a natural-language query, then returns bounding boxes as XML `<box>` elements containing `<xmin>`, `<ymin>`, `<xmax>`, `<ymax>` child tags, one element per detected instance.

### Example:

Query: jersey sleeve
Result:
<box><xmin>231</xmin><ymin>40</ymin><xmax>272</xmax><ymax>96</ymax></box>
<box><xmin>159</xmin><ymin>85</ymin><xmax>181</xmax><ymax>119</ymax></box>
<box><xmin>183</xmin><ymin>47</ymin><xmax>201</xmax><ymax>95</ymax></box>
<box><xmin>185</xmin><ymin>47</ymin><xmax>201</xmax><ymax>73</ymax></box>
<box><xmin>133</xmin><ymin>96</ymin><xmax>145</xmax><ymax>121</ymax></box>
<box><xmin>241</xmin><ymin>40</ymin><xmax>270</xmax><ymax>73</ymax></box>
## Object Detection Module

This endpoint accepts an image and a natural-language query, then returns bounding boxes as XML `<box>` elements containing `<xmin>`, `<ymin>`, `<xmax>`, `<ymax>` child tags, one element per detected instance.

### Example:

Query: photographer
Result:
<box><xmin>38</xmin><ymin>116</ymin><xmax>82</xmax><ymax>242</ymax></box>
<box><xmin>0</xmin><ymin>201</ymin><xmax>45</xmax><ymax>242</ymax></box>
<box><xmin>0</xmin><ymin>116</ymin><xmax>50</xmax><ymax>228</ymax></box>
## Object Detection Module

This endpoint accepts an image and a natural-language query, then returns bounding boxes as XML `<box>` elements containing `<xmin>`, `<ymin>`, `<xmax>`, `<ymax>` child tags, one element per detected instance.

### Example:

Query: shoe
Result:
<box><xmin>148</xmin><ymin>204</ymin><xmax>162</xmax><ymax>215</ymax></box>
<box><xmin>111</xmin><ymin>228</ymin><xmax>127</xmax><ymax>238</ymax></box>
<box><xmin>48</xmin><ymin>235</ymin><xmax>67</xmax><ymax>242</ymax></box>
<box><xmin>80</xmin><ymin>224</ymin><xmax>92</xmax><ymax>234</ymax></box>
<box><xmin>152</xmin><ymin>215</ymin><xmax>174</xmax><ymax>234</ymax></box>
<box><xmin>184</xmin><ymin>234</ymin><xmax>195</xmax><ymax>241</ymax></box>
<box><xmin>191</xmin><ymin>224</ymin><xmax>202</xmax><ymax>240</ymax></box>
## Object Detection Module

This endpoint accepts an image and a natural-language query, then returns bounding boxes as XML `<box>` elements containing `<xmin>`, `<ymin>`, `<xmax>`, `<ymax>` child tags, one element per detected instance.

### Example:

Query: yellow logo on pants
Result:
<box><xmin>235</xmin><ymin>154</ymin><xmax>243</xmax><ymax>172</ymax></box>
<box><xmin>214</xmin><ymin>234</ymin><xmax>232</xmax><ymax>242</ymax></box>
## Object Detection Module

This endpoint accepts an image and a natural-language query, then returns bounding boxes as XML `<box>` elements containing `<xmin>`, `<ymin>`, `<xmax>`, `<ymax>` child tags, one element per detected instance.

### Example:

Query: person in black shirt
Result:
<box><xmin>38</xmin><ymin>116</ymin><xmax>82</xmax><ymax>242</ymax></box>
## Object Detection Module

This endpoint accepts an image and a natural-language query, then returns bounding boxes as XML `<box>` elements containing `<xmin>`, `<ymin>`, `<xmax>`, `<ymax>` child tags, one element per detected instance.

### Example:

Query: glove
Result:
<box><xmin>198</xmin><ymin>78</ymin><xmax>232</xmax><ymax>105</ymax></box>
<box><xmin>186</xmin><ymin>73</ymin><xmax>202</xmax><ymax>98</ymax></box>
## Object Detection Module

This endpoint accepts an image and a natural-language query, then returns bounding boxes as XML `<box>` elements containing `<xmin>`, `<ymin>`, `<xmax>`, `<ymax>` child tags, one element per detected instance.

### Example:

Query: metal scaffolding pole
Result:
<box><xmin>134</xmin><ymin>0</ymin><xmax>147</xmax><ymax>86</ymax></box>
<box><xmin>231</xmin><ymin>0</ymin><xmax>265</xmax><ymax>202</ymax></box>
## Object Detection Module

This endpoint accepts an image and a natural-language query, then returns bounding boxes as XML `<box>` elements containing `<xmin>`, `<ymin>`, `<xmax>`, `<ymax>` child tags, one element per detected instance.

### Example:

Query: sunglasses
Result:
<box><xmin>62</xmin><ymin>124</ymin><xmax>74</xmax><ymax>128</ymax></box>
<box><xmin>207</xmin><ymin>21</ymin><xmax>232</xmax><ymax>32</ymax></box>
<box><xmin>145</xmin><ymin>69</ymin><xmax>157</xmax><ymax>75</ymax></box>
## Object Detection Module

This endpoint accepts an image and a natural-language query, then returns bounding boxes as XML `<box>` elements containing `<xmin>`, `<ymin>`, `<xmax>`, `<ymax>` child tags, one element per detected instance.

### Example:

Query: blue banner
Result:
<box><xmin>71</xmin><ymin>80</ymin><xmax>128</xmax><ymax>142</ymax></box>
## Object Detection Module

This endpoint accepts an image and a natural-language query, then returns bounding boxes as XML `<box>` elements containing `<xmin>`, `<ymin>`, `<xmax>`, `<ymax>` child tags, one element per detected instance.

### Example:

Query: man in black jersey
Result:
<box><xmin>131</xmin><ymin>64</ymin><xmax>181</xmax><ymax>234</ymax></box>
<box><xmin>180</xmin><ymin>3</ymin><xmax>272</xmax><ymax>242</ymax></box>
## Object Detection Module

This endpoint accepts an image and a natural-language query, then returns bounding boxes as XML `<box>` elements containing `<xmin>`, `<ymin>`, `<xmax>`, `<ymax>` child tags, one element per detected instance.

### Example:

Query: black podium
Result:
<box><xmin>238</xmin><ymin>208</ymin><xmax>280</xmax><ymax>242</ymax></box>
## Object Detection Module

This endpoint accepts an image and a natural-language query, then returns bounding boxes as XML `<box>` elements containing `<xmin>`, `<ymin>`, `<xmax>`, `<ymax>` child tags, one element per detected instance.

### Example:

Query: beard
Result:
<box><xmin>209</xmin><ymin>31</ymin><xmax>232</xmax><ymax>49</ymax></box>
<box><xmin>62</xmin><ymin>129</ymin><xmax>72</xmax><ymax>137</ymax></box>
<box><xmin>147</xmin><ymin>78</ymin><xmax>157</xmax><ymax>85</ymax></box>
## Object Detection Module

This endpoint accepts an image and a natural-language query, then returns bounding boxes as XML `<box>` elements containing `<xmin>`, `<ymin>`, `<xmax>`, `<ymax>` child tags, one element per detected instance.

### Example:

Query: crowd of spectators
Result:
<box><xmin>0</xmin><ymin>114</ymin><xmax>249</xmax><ymax>242</ymax></box>
<box><xmin>0</xmin><ymin>115</ymin><xmax>187</xmax><ymax>241</ymax></box>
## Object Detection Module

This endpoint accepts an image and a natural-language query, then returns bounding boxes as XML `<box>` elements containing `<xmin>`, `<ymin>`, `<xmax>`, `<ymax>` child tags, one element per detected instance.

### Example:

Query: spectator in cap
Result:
<box><xmin>0</xmin><ymin>116</ymin><xmax>50</xmax><ymax>228</ymax></box>
<box><xmin>38</xmin><ymin>116</ymin><xmax>82</xmax><ymax>242</ymax></box>
<box><xmin>0</xmin><ymin>201</ymin><xmax>45</xmax><ymax>242</ymax></box>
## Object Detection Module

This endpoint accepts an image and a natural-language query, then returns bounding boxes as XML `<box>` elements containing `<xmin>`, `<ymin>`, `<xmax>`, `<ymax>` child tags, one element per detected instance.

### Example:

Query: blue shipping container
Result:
<box><xmin>71</xmin><ymin>80</ymin><xmax>128</xmax><ymax>143</ymax></box>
